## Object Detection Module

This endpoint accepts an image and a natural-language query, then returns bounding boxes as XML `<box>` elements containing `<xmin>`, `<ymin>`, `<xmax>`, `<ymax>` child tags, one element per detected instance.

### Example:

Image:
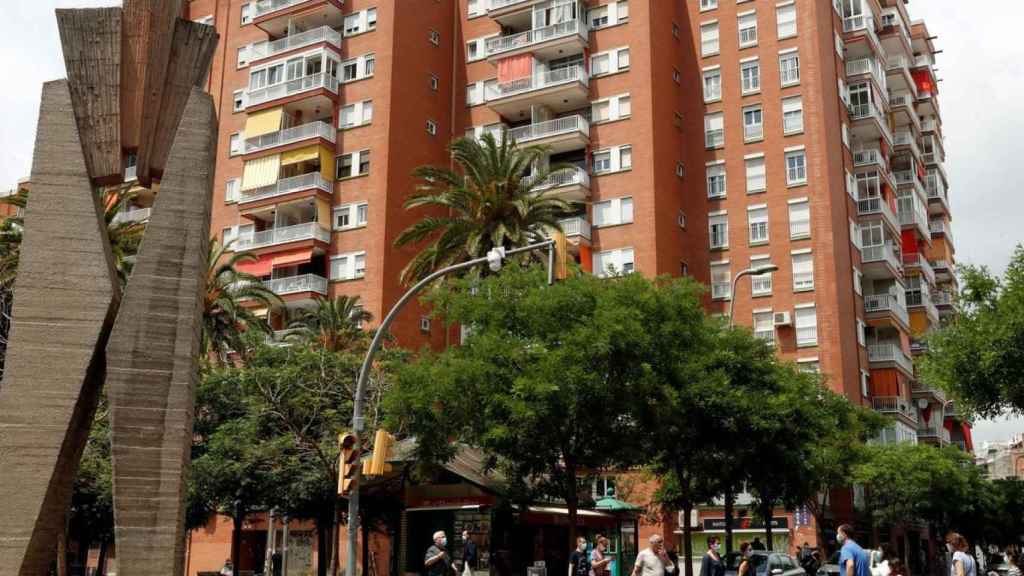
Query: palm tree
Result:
<box><xmin>394</xmin><ymin>132</ymin><xmax>579</xmax><ymax>284</ymax></box>
<box><xmin>284</xmin><ymin>295</ymin><xmax>373</xmax><ymax>352</ymax></box>
<box><xmin>203</xmin><ymin>240</ymin><xmax>282</xmax><ymax>363</ymax></box>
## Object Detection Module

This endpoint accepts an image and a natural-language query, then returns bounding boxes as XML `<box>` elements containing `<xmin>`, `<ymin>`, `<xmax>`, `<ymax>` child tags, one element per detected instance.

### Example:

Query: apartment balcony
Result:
<box><xmin>898</xmin><ymin>196</ymin><xmax>930</xmax><ymax>239</ymax></box>
<box><xmin>930</xmin><ymin>260</ymin><xmax>954</xmax><ymax>284</ymax></box>
<box><xmin>921</xmin><ymin>117</ymin><xmax>942</xmax><ymax>136</ymax></box>
<box><xmin>507</xmin><ymin>115</ymin><xmax>589</xmax><ymax>153</ymax></box>
<box><xmin>906</xmin><ymin>289</ymin><xmax>940</xmax><ymax>325</ymax></box>
<box><xmin>853</xmin><ymin>148</ymin><xmax>884</xmax><ymax>169</ymax></box>
<box><xmin>246</xmin><ymin>73</ymin><xmax>339</xmax><ymax>110</ymax></box>
<box><xmin>239</xmin><ymin>172</ymin><xmax>333</xmax><ymax>206</ymax></box>
<box><xmin>527</xmin><ymin>166</ymin><xmax>590</xmax><ymax>201</ymax></box>
<box><xmin>264</xmin><ymin>273</ymin><xmax>328</xmax><ymax>297</ymax></box>
<box><xmin>843</xmin><ymin>15</ymin><xmax>882</xmax><ymax>58</ymax></box>
<box><xmin>487</xmin><ymin>65</ymin><xmax>590</xmax><ymax>118</ymax></box>
<box><xmin>861</xmin><ymin>243</ymin><xmax>902</xmax><ymax>280</ymax></box>
<box><xmin>244</xmin><ymin>121</ymin><xmax>335</xmax><ymax>156</ymax></box>
<box><xmin>902</xmin><ymin>252</ymin><xmax>935</xmax><ymax>285</ymax></box>
<box><xmin>872</xmin><ymin>394</ymin><xmax>919</xmax><ymax>425</ymax></box>
<box><xmin>925</xmin><ymin>173</ymin><xmax>950</xmax><ymax>216</ymax></box>
<box><xmin>236</xmin><ymin>222</ymin><xmax>331</xmax><ymax>252</ymax></box>
<box><xmin>892</xmin><ymin>130</ymin><xmax>921</xmax><ymax>158</ymax></box>
<box><xmin>111</xmin><ymin>206</ymin><xmax>152</xmax><ymax>225</ymax></box>
<box><xmin>889</xmin><ymin>92</ymin><xmax>921</xmax><ymax>132</ymax></box>
<box><xmin>846</xmin><ymin>58</ymin><xmax>887</xmax><ymax>93</ymax></box>
<box><xmin>253</xmin><ymin>0</ymin><xmax>344</xmax><ymax>37</ymax></box>
<box><xmin>544</xmin><ymin>216</ymin><xmax>591</xmax><ymax>244</ymax></box>
<box><xmin>849</xmin><ymin>101</ymin><xmax>893</xmax><ymax>146</ymax></box>
<box><xmin>487</xmin><ymin>0</ymin><xmax>546</xmax><ymax>22</ymax></box>
<box><xmin>911</xmin><ymin>380</ymin><xmax>947</xmax><ymax>406</ymax></box>
<box><xmin>932</xmin><ymin>289</ymin><xmax>954</xmax><ymax>309</ymax></box>
<box><xmin>486</xmin><ymin>19</ymin><xmax>588</xmax><ymax>61</ymax></box>
<box><xmin>929</xmin><ymin>219</ymin><xmax>954</xmax><ymax>249</ymax></box>
<box><xmin>864</xmin><ymin>293</ymin><xmax>910</xmax><ymax>330</ymax></box>
<box><xmin>250</xmin><ymin>26</ymin><xmax>342</xmax><ymax>64</ymax></box>
<box><xmin>893</xmin><ymin>169</ymin><xmax>927</xmax><ymax>200</ymax></box>
<box><xmin>869</xmin><ymin>344</ymin><xmax>915</xmax><ymax>377</ymax></box>
<box><xmin>917</xmin><ymin>88</ymin><xmax>940</xmax><ymax>118</ymax></box>
<box><xmin>917</xmin><ymin>422</ymin><xmax>951</xmax><ymax>446</ymax></box>
<box><xmin>885</xmin><ymin>55</ymin><xmax>918</xmax><ymax>98</ymax></box>
<box><xmin>857</xmin><ymin>196</ymin><xmax>899</xmax><ymax>236</ymax></box>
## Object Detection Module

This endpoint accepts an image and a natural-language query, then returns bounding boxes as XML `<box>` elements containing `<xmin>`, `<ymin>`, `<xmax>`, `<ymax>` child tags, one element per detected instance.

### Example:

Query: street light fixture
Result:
<box><xmin>727</xmin><ymin>264</ymin><xmax>779</xmax><ymax>328</ymax></box>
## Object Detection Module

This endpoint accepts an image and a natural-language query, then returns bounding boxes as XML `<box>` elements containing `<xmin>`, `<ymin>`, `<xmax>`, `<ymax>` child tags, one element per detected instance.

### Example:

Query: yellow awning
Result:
<box><xmin>281</xmin><ymin>145</ymin><xmax>320</xmax><ymax>166</ymax></box>
<box><xmin>319</xmin><ymin>147</ymin><xmax>336</xmax><ymax>181</ymax></box>
<box><xmin>317</xmin><ymin>197</ymin><xmax>331</xmax><ymax>228</ymax></box>
<box><xmin>241</xmin><ymin>154</ymin><xmax>281</xmax><ymax>191</ymax></box>
<box><xmin>245</xmin><ymin>108</ymin><xmax>284</xmax><ymax>137</ymax></box>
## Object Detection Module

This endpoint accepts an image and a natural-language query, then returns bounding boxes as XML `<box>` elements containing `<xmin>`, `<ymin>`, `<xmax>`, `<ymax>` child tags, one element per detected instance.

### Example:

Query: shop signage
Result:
<box><xmin>703</xmin><ymin>517</ymin><xmax>789</xmax><ymax>531</ymax></box>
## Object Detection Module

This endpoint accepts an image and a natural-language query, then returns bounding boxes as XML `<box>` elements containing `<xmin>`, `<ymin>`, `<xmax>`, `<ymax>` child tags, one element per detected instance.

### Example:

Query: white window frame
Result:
<box><xmin>593</xmin><ymin>248</ymin><xmax>636</xmax><ymax>278</ymax></box>
<box><xmin>701</xmin><ymin>21</ymin><xmax>720</xmax><ymax>56</ymax></box>
<box><xmin>706</xmin><ymin>161</ymin><xmax>726</xmax><ymax>199</ymax></box>
<box><xmin>232</xmin><ymin>90</ymin><xmax>246</xmax><ymax>112</ymax></box>
<box><xmin>738</xmin><ymin>11</ymin><xmax>758</xmax><ymax>48</ymax></box>
<box><xmin>785</xmin><ymin>148</ymin><xmax>807</xmax><ymax>186</ymax></box>
<box><xmin>753</xmin><ymin>309</ymin><xmax>775</xmax><ymax>344</ymax></box>
<box><xmin>331</xmin><ymin>251</ymin><xmax>367</xmax><ymax>281</ymax></box>
<box><xmin>341</xmin><ymin>53</ymin><xmax>375</xmax><ymax>83</ymax></box>
<box><xmin>700</xmin><ymin>0</ymin><xmax>718</xmax><ymax>11</ymax></box>
<box><xmin>745</xmin><ymin>155</ymin><xmax>766</xmax><ymax>194</ymax></box>
<box><xmin>788</xmin><ymin>198</ymin><xmax>811</xmax><ymax>240</ymax></box>
<box><xmin>427</xmin><ymin>119</ymin><xmax>438</xmax><ymax>135</ymax></box>
<box><xmin>229</xmin><ymin>132</ymin><xmax>242</xmax><ymax>157</ymax></box>
<box><xmin>779</xmin><ymin>49</ymin><xmax>800</xmax><ymax>86</ymax></box>
<box><xmin>703</xmin><ymin>66</ymin><xmax>722</xmax><ymax>102</ymax></box>
<box><xmin>743</xmin><ymin>104</ymin><xmax>764</xmax><ymax>142</ymax></box>
<box><xmin>741</xmin><ymin>59</ymin><xmax>761</xmax><ymax>94</ymax></box>
<box><xmin>592</xmin><ymin>197</ymin><xmax>634</xmax><ymax>228</ymax></box>
<box><xmin>591</xmin><ymin>47</ymin><xmax>630</xmax><ymax>77</ymax></box>
<box><xmin>711</xmin><ymin>261</ymin><xmax>731</xmax><ymax>300</ymax></box>
<box><xmin>240</xmin><ymin>3</ymin><xmax>253</xmax><ymax>25</ymax></box>
<box><xmin>225</xmin><ymin>178</ymin><xmax>241</xmax><ymax>204</ymax></box>
<box><xmin>340</xmin><ymin>100</ymin><xmax>373</xmax><ymax>129</ymax></box>
<box><xmin>783</xmin><ymin>96</ymin><xmax>804</xmax><ymax>135</ymax></box>
<box><xmin>792</xmin><ymin>250</ymin><xmax>815</xmax><ymax>291</ymax></box>
<box><xmin>747</xmin><ymin>205</ymin><xmax>769</xmax><ymax>246</ymax></box>
<box><xmin>334</xmin><ymin>202</ymin><xmax>369</xmax><ymax>231</ymax></box>
<box><xmin>709</xmin><ymin>212</ymin><xmax>729</xmax><ymax>250</ymax></box>
<box><xmin>795</xmin><ymin>304</ymin><xmax>818</xmax><ymax>347</ymax></box>
<box><xmin>704</xmin><ymin>112</ymin><xmax>724</xmax><ymax>149</ymax></box>
<box><xmin>337</xmin><ymin>150</ymin><xmax>371</xmax><ymax>179</ymax></box>
<box><xmin>751</xmin><ymin>256</ymin><xmax>773</xmax><ymax>296</ymax></box>
<box><xmin>776</xmin><ymin>2</ymin><xmax>797</xmax><ymax>39</ymax></box>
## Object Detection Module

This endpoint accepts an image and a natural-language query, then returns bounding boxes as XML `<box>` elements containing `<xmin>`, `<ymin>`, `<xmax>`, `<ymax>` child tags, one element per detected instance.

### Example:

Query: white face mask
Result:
<box><xmin>947</xmin><ymin>544</ymin><xmax>954</xmax><ymax>553</ymax></box>
<box><xmin>838</xmin><ymin>534</ymin><xmax>847</xmax><ymax>544</ymax></box>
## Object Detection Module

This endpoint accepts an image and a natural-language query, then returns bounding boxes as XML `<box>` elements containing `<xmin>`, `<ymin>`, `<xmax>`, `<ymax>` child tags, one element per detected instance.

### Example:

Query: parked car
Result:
<box><xmin>726</xmin><ymin>551</ymin><xmax>806</xmax><ymax>576</ymax></box>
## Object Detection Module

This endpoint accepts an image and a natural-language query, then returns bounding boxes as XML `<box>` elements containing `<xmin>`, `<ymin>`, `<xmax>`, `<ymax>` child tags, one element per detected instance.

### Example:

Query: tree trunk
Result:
<box><xmin>57</xmin><ymin>520</ymin><xmax>68</xmax><ymax>576</ymax></box>
<box><xmin>682</xmin><ymin>501</ymin><xmax>695</xmax><ymax>576</ymax></box>
<box><xmin>762</xmin><ymin>502</ymin><xmax>774</xmax><ymax>552</ymax></box>
<box><xmin>724</xmin><ymin>488</ymin><xmax>736</xmax><ymax>556</ymax></box>
<box><xmin>96</xmin><ymin>540</ymin><xmax>109</xmax><ymax>576</ymax></box>
<box><xmin>565</xmin><ymin>459</ymin><xmax>579</xmax><ymax>553</ymax></box>
<box><xmin>362</xmin><ymin>514</ymin><xmax>371</xmax><ymax>576</ymax></box>
<box><xmin>232</xmin><ymin>505</ymin><xmax>245</xmax><ymax>576</ymax></box>
<box><xmin>317</xmin><ymin>516</ymin><xmax>330</xmax><ymax>576</ymax></box>
<box><xmin>331</xmin><ymin>498</ymin><xmax>342</xmax><ymax>576</ymax></box>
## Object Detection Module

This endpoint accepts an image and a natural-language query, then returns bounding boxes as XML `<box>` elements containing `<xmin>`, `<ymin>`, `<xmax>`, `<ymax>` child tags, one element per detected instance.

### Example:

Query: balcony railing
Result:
<box><xmin>240</xmin><ymin>172</ymin><xmax>333</xmax><ymax>204</ymax></box>
<box><xmin>869</xmin><ymin>343</ymin><xmax>915</xmax><ymax>375</ymax></box>
<box><xmin>865</xmin><ymin>293</ymin><xmax>909</xmax><ymax>327</ymax></box>
<box><xmin>932</xmin><ymin>290</ymin><xmax>954</xmax><ymax>306</ymax></box>
<box><xmin>861</xmin><ymin>243</ymin><xmax>902</xmax><ymax>272</ymax></box>
<box><xmin>902</xmin><ymin>253</ymin><xmax>935</xmax><ymax>283</ymax></box>
<box><xmin>559</xmin><ymin>216</ymin><xmax>591</xmax><ymax>240</ymax></box>
<box><xmin>857</xmin><ymin>196</ymin><xmax>897</xmax><ymax>224</ymax></box>
<box><xmin>247</xmin><ymin>73</ymin><xmax>339</xmax><ymax>107</ymax></box>
<box><xmin>236</xmin><ymin>222</ymin><xmax>331</xmax><ymax>251</ymax></box>
<box><xmin>485</xmin><ymin>19</ymin><xmax>585</xmax><ymax>56</ymax></box>
<box><xmin>846</xmin><ymin>58</ymin><xmax>886</xmax><ymax>91</ymax></box>
<box><xmin>507</xmin><ymin>115</ymin><xmax>589</xmax><ymax>145</ymax></box>
<box><xmin>250</xmin><ymin>26</ymin><xmax>342</xmax><ymax>61</ymax></box>
<box><xmin>527</xmin><ymin>166</ymin><xmax>590</xmax><ymax>193</ymax></box>
<box><xmin>893</xmin><ymin>131</ymin><xmax>921</xmax><ymax>158</ymax></box>
<box><xmin>264</xmin><ymin>274</ymin><xmax>328</xmax><ymax>296</ymax></box>
<box><xmin>925</xmin><ymin>174</ymin><xmax>948</xmax><ymax>204</ymax></box>
<box><xmin>488</xmin><ymin>0</ymin><xmax>534</xmax><ymax>10</ymax></box>
<box><xmin>853</xmin><ymin>148</ymin><xmax>883</xmax><ymax>167</ymax></box>
<box><xmin>898</xmin><ymin>196</ymin><xmax>929</xmax><ymax>232</ymax></box>
<box><xmin>872</xmin><ymin>394</ymin><xmax>918</xmax><ymax>424</ymax></box>
<box><xmin>912</xmin><ymin>381</ymin><xmax>947</xmax><ymax>403</ymax></box>
<box><xmin>929</xmin><ymin>220</ymin><xmax>953</xmax><ymax>246</ymax></box>
<box><xmin>254</xmin><ymin>0</ymin><xmax>322</xmax><ymax>18</ymax></box>
<box><xmin>921</xmin><ymin>118</ymin><xmax>940</xmax><ymax>132</ymax></box>
<box><xmin>112</xmin><ymin>207</ymin><xmax>152</xmax><ymax>225</ymax></box>
<box><xmin>245</xmin><ymin>121</ymin><xmax>336</xmax><ymax>155</ymax></box>
<box><xmin>849</xmin><ymin>100</ymin><xmax>894</xmax><ymax>143</ymax></box>
<box><xmin>931</xmin><ymin>259</ymin><xmax>952</xmax><ymax>274</ymax></box>
<box><xmin>917</xmin><ymin>423</ymin><xmax>951</xmax><ymax>444</ymax></box>
<box><xmin>843</xmin><ymin>16</ymin><xmax>879</xmax><ymax>49</ymax></box>
<box><xmin>886</xmin><ymin>54</ymin><xmax>909</xmax><ymax>72</ymax></box>
<box><xmin>489</xmin><ymin>65</ymin><xmax>588</xmax><ymax>101</ymax></box>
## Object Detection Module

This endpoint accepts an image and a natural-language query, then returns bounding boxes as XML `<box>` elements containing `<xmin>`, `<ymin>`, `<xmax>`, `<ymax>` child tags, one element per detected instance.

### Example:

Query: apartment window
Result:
<box><xmin>366</xmin><ymin>8</ymin><xmax>378</xmax><ymax>30</ymax></box>
<box><xmin>700</xmin><ymin>0</ymin><xmax>718</xmax><ymax>10</ymax></box>
<box><xmin>785</xmin><ymin>149</ymin><xmax>807</xmax><ymax>185</ymax></box>
<box><xmin>709</xmin><ymin>212</ymin><xmax>729</xmax><ymax>250</ymax></box>
<box><xmin>429</xmin><ymin>30</ymin><xmax>440</xmax><ymax>46</ymax></box>
<box><xmin>617</xmin><ymin>48</ymin><xmax>630</xmax><ymax>70</ymax></box>
<box><xmin>738</xmin><ymin>12</ymin><xmax>758</xmax><ymax>48</ymax></box>
<box><xmin>467</xmin><ymin>38</ymin><xmax>483</xmax><ymax>62</ymax></box>
<box><xmin>793</xmin><ymin>251</ymin><xmax>814</xmax><ymax>291</ymax></box>
<box><xmin>334</xmin><ymin>202</ymin><xmax>369</xmax><ymax>230</ymax></box>
<box><xmin>798</xmin><ymin>359</ymin><xmax>820</xmax><ymax>374</ymax></box>
<box><xmin>337</xmin><ymin>150</ymin><xmax>371</xmax><ymax>179</ymax></box>
<box><xmin>229</xmin><ymin>133</ymin><xmax>242</xmax><ymax>157</ymax></box>
<box><xmin>789</xmin><ymin>200</ymin><xmax>811</xmax><ymax>239</ymax></box>
<box><xmin>748</xmin><ymin>206</ymin><xmax>768</xmax><ymax>245</ymax></box>
<box><xmin>741</xmin><ymin>60</ymin><xmax>760</xmax><ymax>94</ymax></box>
<box><xmin>232</xmin><ymin>90</ymin><xmax>245</xmax><ymax>112</ymax></box>
<box><xmin>342</xmin><ymin>54</ymin><xmax>375</xmax><ymax>82</ymax></box>
<box><xmin>343</xmin><ymin>59</ymin><xmax>357</xmax><ymax>81</ymax></box>
<box><xmin>592</xmin><ymin>100</ymin><xmax>610</xmax><ymax>123</ymax></box>
<box><xmin>225</xmin><ymin>178</ymin><xmax>240</xmax><ymax>203</ymax></box>
<box><xmin>701</xmin><ymin>22</ymin><xmax>720</xmax><ymax>56</ymax></box>
<box><xmin>240</xmin><ymin>3</ymin><xmax>252</xmax><ymax>25</ymax></box>
<box><xmin>331</xmin><ymin>252</ymin><xmax>367</xmax><ymax>281</ymax></box>
<box><xmin>703</xmin><ymin>67</ymin><xmax>722</xmax><ymax>102</ymax></box>
<box><xmin>704</xmin><ymin>113</ymin><xmax>724</xmax><ymax>149</ymax></box>
<box><xmin>776</xmin><ymin>3</ymin><xmax>797</xmax><ymax>39</ymax></box>
<box><xmin>340</xmin><ymin>100</ymin><xmax>373</xmax><ymax>129</ymax></box>
<box><xmin>593</xmin><ymin>150</ymin><xmax>612</xmax><ymax>173</ymax></box>
<box><xmin>857</xmin><ymin>319</ymin><xmax>867</xmax><ymax>347</ymax></box>
<box><xmin>782</xmin><ymin>97</ymin><xmax>804</xmax><ymax>134</ymax></box>
<box><xmin>676</xmin><ymin>162</ymin><xmax>685</xmax><ymax>178</ymax></box>
<box><xmin>593</xmin><ymin>248</ymin><xmax>636</xmax><ymax>278</ymax></box>
<box><xmin>468</xmin><ymin>0</ymin><xmax>482</xmax><ymax>17</ymax></box>
<box><xmin>854</xmin><ymin>267</ymin><xmax>863</xmax><ymax>295</ymax></box>
<box><xmin>593</xmin><ymin>197</ymin><xmax>634</xmax><ymax>227</ymax></box>
<box><xmin>779</xmin><ymin>51</ymin><xmax>800</xmax><ymax>86</ymax></box>
<box><xmin>420</xmin><ymin>317</ymin><xmax>431</xmax><ymax>334</ymax></box>
<box><xmin>753</xmin><ymin>310</ymin><xmax>775</xmax><ymax>344</ymax></box>
<box><xmin>430</xmin><ymin>74</ymin><xmax>439</xmax><ymax>91</ymax></box>
<box><xmin>795</xmin><ymin>305</ymin><xmax>818</xmax><ymax>346</ymax></box>
<box><xmin>592</xmin><ymin>48</ymin><xmax>630</xmax><ymax>76</ymax></box>
<box><xmin>237</xmin><ymin>45</ymin><xmax>250</xmax><ymax>68</ymax></box>
<box><xmin>222</xmin><ymin>226</ymin><xmax>236</xmax><ymax>246</ymax></box>
<box><xmin>365</xmin><ymin>54</ymin><xmax>375</xmax><ymax>76</ymax></box>
<box><xmin>673</xmin><ymin>69</ymin><xmax>681</xmax><ymax>84</ymax></box>
<box><xmin>711</xmin><ymin>261</ymin><xmax>731</xmax><ymax>300</ymax></box>
<box><xmin>466</xmin><ymin>83</ymin><xmax>483</xmax><ymax>106</ymax></box>
<box><xmin>618</xmin><ymin>95</ymin><xmax>631</xmax><ymax>117</ymax></box>
<box><xmin>706</xmin><ymin>162</ymin><xmax>726</xmax><ymax>198</ymax></box>
<box><xmin>617</xmin><ymin>1</ymin><xmax>629</xmax><ymax>21</ymax></box>
<box><xmin>743</xmin><ymin>105</ymin><xmax>763</xmax><ymax>142</ymax></box>
<box><xmin>426</xmin><ymin>120</ymin><xmax>438</xmax><ymax>135</ymax></box>
<box><xmin>590</xmin><ymin>4</ymin><xmax>610</xmax><ymax>27</ymax></box>
<box><xmin>619</xmin><ymin>146</ymin><xmax>632</xmax><ymax>170</ymax></box>
<box><xmin>751</xmin><ymin>257</ymin><xmax>773</xmax><ymax>296</ymax></box>
<box><xmin>745</xmin><ymin>156</ymin><xmax>766</xmax><ymax>194</ymax></box>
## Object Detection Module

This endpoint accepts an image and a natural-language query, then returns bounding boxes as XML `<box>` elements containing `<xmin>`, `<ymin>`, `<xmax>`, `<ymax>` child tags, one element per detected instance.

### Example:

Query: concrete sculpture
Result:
<box><xmin>0</xmin><ymin>2</ymin><xmax>218</xmax><ymax>574</ymax></box>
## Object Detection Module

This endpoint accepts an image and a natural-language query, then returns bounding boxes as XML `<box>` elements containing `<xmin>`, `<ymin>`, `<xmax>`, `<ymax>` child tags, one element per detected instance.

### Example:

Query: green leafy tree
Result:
<box><xmin>68</xmin><ymin>399</ymin><xmax>114</xmax><ymax>575</ymax></box>
<box><xmin>394</xmin><ymin>133</ymin><xmax>577</xmax><ymax>284</ymax></box>
<box><xmin>386</xmin><ymin>265</ymin><xmax>660</xmax><ymax>550</ymax></box>
<box><xmin>285</xmin><ymin>295</ymin><xmax>373</xmax><ymax>352</ymax></box>
<box><xmin>919</xmin><ymin>244</ymin><xmax>1024</xmax><ymax>418</ymax></box>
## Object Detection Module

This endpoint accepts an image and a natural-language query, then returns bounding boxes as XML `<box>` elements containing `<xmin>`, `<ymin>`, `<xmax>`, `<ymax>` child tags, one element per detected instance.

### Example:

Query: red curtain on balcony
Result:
<box><xmin>497</xmin><ymin>54</ymin><xmax>532</xmax><ymax>83</ymax></box>
<box><xmin>912</xmin><ymin>69</ymin><xmax>935</xmax><ymax>96</ymax></box>
<box><xmin>272</xmin><ymin>248</ymin><xmax>314</xmax><ymax>268</ymax></box>
<box><xmin>236</xmin><ymin>254</ymin><xmax>274</xmax><ymax>277</ymax></box>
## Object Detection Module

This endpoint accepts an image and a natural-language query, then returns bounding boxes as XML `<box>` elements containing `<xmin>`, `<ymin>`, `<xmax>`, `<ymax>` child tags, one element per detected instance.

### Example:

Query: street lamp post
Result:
<box><xmin>344</xmin><ymin>239</ymin><xmax>556</xmax><ymax>576</ymax></box>
<box><xmin>727</xmin><ymin>264</ymin><xmax>780</xmax><ymax>328</ymax></box>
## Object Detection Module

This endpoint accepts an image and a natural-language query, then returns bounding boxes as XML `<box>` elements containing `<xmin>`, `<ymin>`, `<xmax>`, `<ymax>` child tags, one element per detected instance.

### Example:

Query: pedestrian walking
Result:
<box><xmin>592</xmin><ymin>537</ymin><xmax>613</xmax><ymax>576</ymax></box>
<box><xmin>462</xmin><ymin>530</ymin><xmax>478</xmax><ymax>576</ymax></box>
<box><xmin>1005</xmin><ymin>551</ymin><xmax>1021</xmax><ymax>576</ymax></box>
<box><xmin>699</xmin><ymin>537</ymin><xmax>725</xmax><ymax>576</ymax></box>
<box><xmin>801</xmin><ymin>547</ymin><xmax>821</xmax><ymax>576</ymax></box>
<box><xmin>753</xmin><ymin>538</ymin><xmax>766</xmax><ymax>552</ymax></box>
<box><xmin>571</xmin><ymin>537</ymin><xmax>593</xmax><ymax>576</ymax></box>
<box><xmin>633</xmin><ymin>535</ymin><xmax>676</xmax><ymax>576</ymax></box>
<box><xmin>837</xmin><ymin>524</ymin><xmax>871</xmax><ymax>576</ymax></box>
<box><xmin>426</xmin><ymin>531</ymin><xmax>456</xmax><ymax>576</ymax></box>
<box><xmin>873</xmin><ymin>546</ymin><xmax>893</xmax><ymax>576</ymax></box>
<box><xmin>738</xmin><ymin>543</ymin><xmax>755</xmax><ymax>576</ymax></box>
<box><xmin>946</xmin><ymin>534</ymin><xmax>976</xmax><ymax>576</ymax></box>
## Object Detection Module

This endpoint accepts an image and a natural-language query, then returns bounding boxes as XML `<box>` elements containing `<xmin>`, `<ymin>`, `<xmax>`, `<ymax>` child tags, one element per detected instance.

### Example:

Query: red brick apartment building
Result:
<box><xmin>169</xmin><ymin>0</ymin><xmax>970</xmax><ymax>573</ymax></box>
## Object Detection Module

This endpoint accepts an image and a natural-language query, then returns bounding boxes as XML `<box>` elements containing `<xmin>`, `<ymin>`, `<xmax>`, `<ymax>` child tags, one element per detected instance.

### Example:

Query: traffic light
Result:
<box><xmin>337</xmin><ymin>432</ymin><xmax>360</xmax><ymax>497</ymax></box>
<box><xmin>368</xmin><ymin>429</ymin><xmax>394</xmax><ymax>477</ymax></box>
<box><xmin>552</xmin><ymin>231</ymin><xmax>569</xmax><ymax>281</ymax></box>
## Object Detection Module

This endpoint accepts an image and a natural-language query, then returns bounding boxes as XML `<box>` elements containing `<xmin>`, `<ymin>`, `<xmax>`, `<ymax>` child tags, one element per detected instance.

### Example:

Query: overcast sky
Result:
<box><xmin>0</xmin><ymin>1</ymin><xmax>1020</xmax><ymax>447</ymax></box>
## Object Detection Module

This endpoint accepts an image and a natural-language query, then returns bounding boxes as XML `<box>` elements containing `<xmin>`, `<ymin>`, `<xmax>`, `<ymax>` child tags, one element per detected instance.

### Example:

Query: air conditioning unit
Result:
<box><xmin>773</xmin><ymin>311</ymin><xmax>792</xmax><ymax>327</ymax></box>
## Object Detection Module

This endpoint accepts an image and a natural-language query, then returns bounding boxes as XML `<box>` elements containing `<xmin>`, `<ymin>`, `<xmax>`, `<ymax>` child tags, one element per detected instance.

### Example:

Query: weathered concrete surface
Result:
<box><xmin>107</xmin><ymin>88</ymin><xmax>216</xmax><ymax>576</ymax></box>
<box><xmin>56</xmin><ymin>8</ymin><xmax>123</xmax><ymax>185</ymax></box>
<box><xmin>0</xmin><ymin>80</ymin><xmax>120</xmax><ymax>576</ymax></box>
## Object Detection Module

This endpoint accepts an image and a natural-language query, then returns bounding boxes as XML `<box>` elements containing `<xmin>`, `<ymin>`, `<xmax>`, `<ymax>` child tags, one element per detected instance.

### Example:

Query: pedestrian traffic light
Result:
<box><xmin>337</xmin><ymin>432</ymin><xmax>360</xmax><ymax>497</ymax></box>
<box><xmin>368</xmin><ymin>429</ymin><xmax>395</xmax><ymax>477</ymax></box>
<box><xmin>552</xmin><ymin>231</ymin><xmax>569</xmax><ymax>281</ymax></box>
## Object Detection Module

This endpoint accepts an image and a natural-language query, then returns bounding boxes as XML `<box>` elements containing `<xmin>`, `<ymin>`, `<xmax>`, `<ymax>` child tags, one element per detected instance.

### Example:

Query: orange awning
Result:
<box><xmin>272</xmin><ymin>248</ymin><xmax>314</xmax><ymax>269</ymax></box>
<box><xmin>236</xmin><ymin>254</ymin><xmax>274</xmax><ymax>277</ymax></box>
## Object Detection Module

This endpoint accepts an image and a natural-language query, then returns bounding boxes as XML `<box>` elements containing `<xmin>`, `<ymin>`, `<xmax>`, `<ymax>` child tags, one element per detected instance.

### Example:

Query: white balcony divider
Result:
<box><xmin>862</xmin><ymin>243</ymin><xmax>901</xmax><ymax>271</ymax></box>
<box><xmin>247</xmin><ymin>73</ymin><xmax>339</xmax><ymax>107</ymax></box>
<box><xmin>236</xmin><ymin>222</ymin><xmax>331</xmax><ymax>250</ymax></box>
<box><xmin>254</xmin><ymin>0</ymin><xmax>317</xmax><ymax>18</ymax></box>
<box><xmin>507</xmin><ymin>115</ymin><xmax>589</xmax><ymax>144</ymax></box>
<box><xmin>853</xmin><ymin>149</ymin><xmax>882</xmax><ymax>166</ymax></box>
<box><xmin>559</xmin><ymin>216</ymin><xmax>591</xmax><ymax>240</ymax></box>
<box><xmin>528</xmin><ymin>165</ymin><xmax>590</xmax><ymax>192</ymax></box>
<box><xmin>250</xmin><ymin>26</ymin><xmax>342</xmax><ymax>61</ymax></box>
<box><xmin>112</xmin><ymin>207</ymin><xmax>152</xmax><ymax>225</ymax></box>
<box><xmin>864</xmin><ymin>293</ymin><xmax>909</xmax><ymax>327</ymax></box>
<box><xmin>486</xmin><ymin>19</ymin><xmax>584</xmax><ymax>56</ymax></box>
<box><xmin>868</xmin><ymin>343</ymin><xmax>915</xmax><ymax>375</ymax></box>
<box><xmin>890</xmin><ymin>93</ymin><xmax>913</xmax><ymax>109</ymax></box>
<box><xmin>490</xmin><ymin>65</ymin><xmax>588</xmax><ymax>100</ymax></box>
<box><xmin>264</xmin><ymin>274</ymin><xmax>328</xmax><ymax>296</ymax></box>
<box><xmin>241</xmin><ymin>172</ymin><xmax>333</xmax><ymax>203</ymax></box>
<box><xmin>245</xmin><ymin>121</ymin><xmax>336</xmax><ymax>154</ymax></box>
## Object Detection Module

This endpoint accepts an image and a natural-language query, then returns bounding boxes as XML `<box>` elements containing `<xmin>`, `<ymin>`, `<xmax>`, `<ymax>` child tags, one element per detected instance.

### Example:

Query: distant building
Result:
<box><xmin>977</xmin><ymin>434</ymin><xmax>1024</xmax><ymax>480</ymax></box>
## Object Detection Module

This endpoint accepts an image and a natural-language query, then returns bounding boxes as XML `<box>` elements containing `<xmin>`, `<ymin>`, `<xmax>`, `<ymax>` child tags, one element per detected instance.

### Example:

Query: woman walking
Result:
<box><xmin>700</xmin><ymin>537</ymin><xmax>725</xmax><ymax>576</ymax></box>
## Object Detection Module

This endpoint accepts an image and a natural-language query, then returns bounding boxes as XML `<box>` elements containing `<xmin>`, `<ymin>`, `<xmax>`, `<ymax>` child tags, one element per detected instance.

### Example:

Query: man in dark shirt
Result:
<box><xmin>462</xmin><ymin>530</ymin><xmax>479</xmax><ymax>576</ymax></box>
<box><xmin>569</xmin><ymin>537</ymin><xmax>592</xmax><ymax>576</ymax></box>
<box><xmin>426</xmin><ymin>531</ymin><xmax>455</xmax><ymax>576</ymax></box>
